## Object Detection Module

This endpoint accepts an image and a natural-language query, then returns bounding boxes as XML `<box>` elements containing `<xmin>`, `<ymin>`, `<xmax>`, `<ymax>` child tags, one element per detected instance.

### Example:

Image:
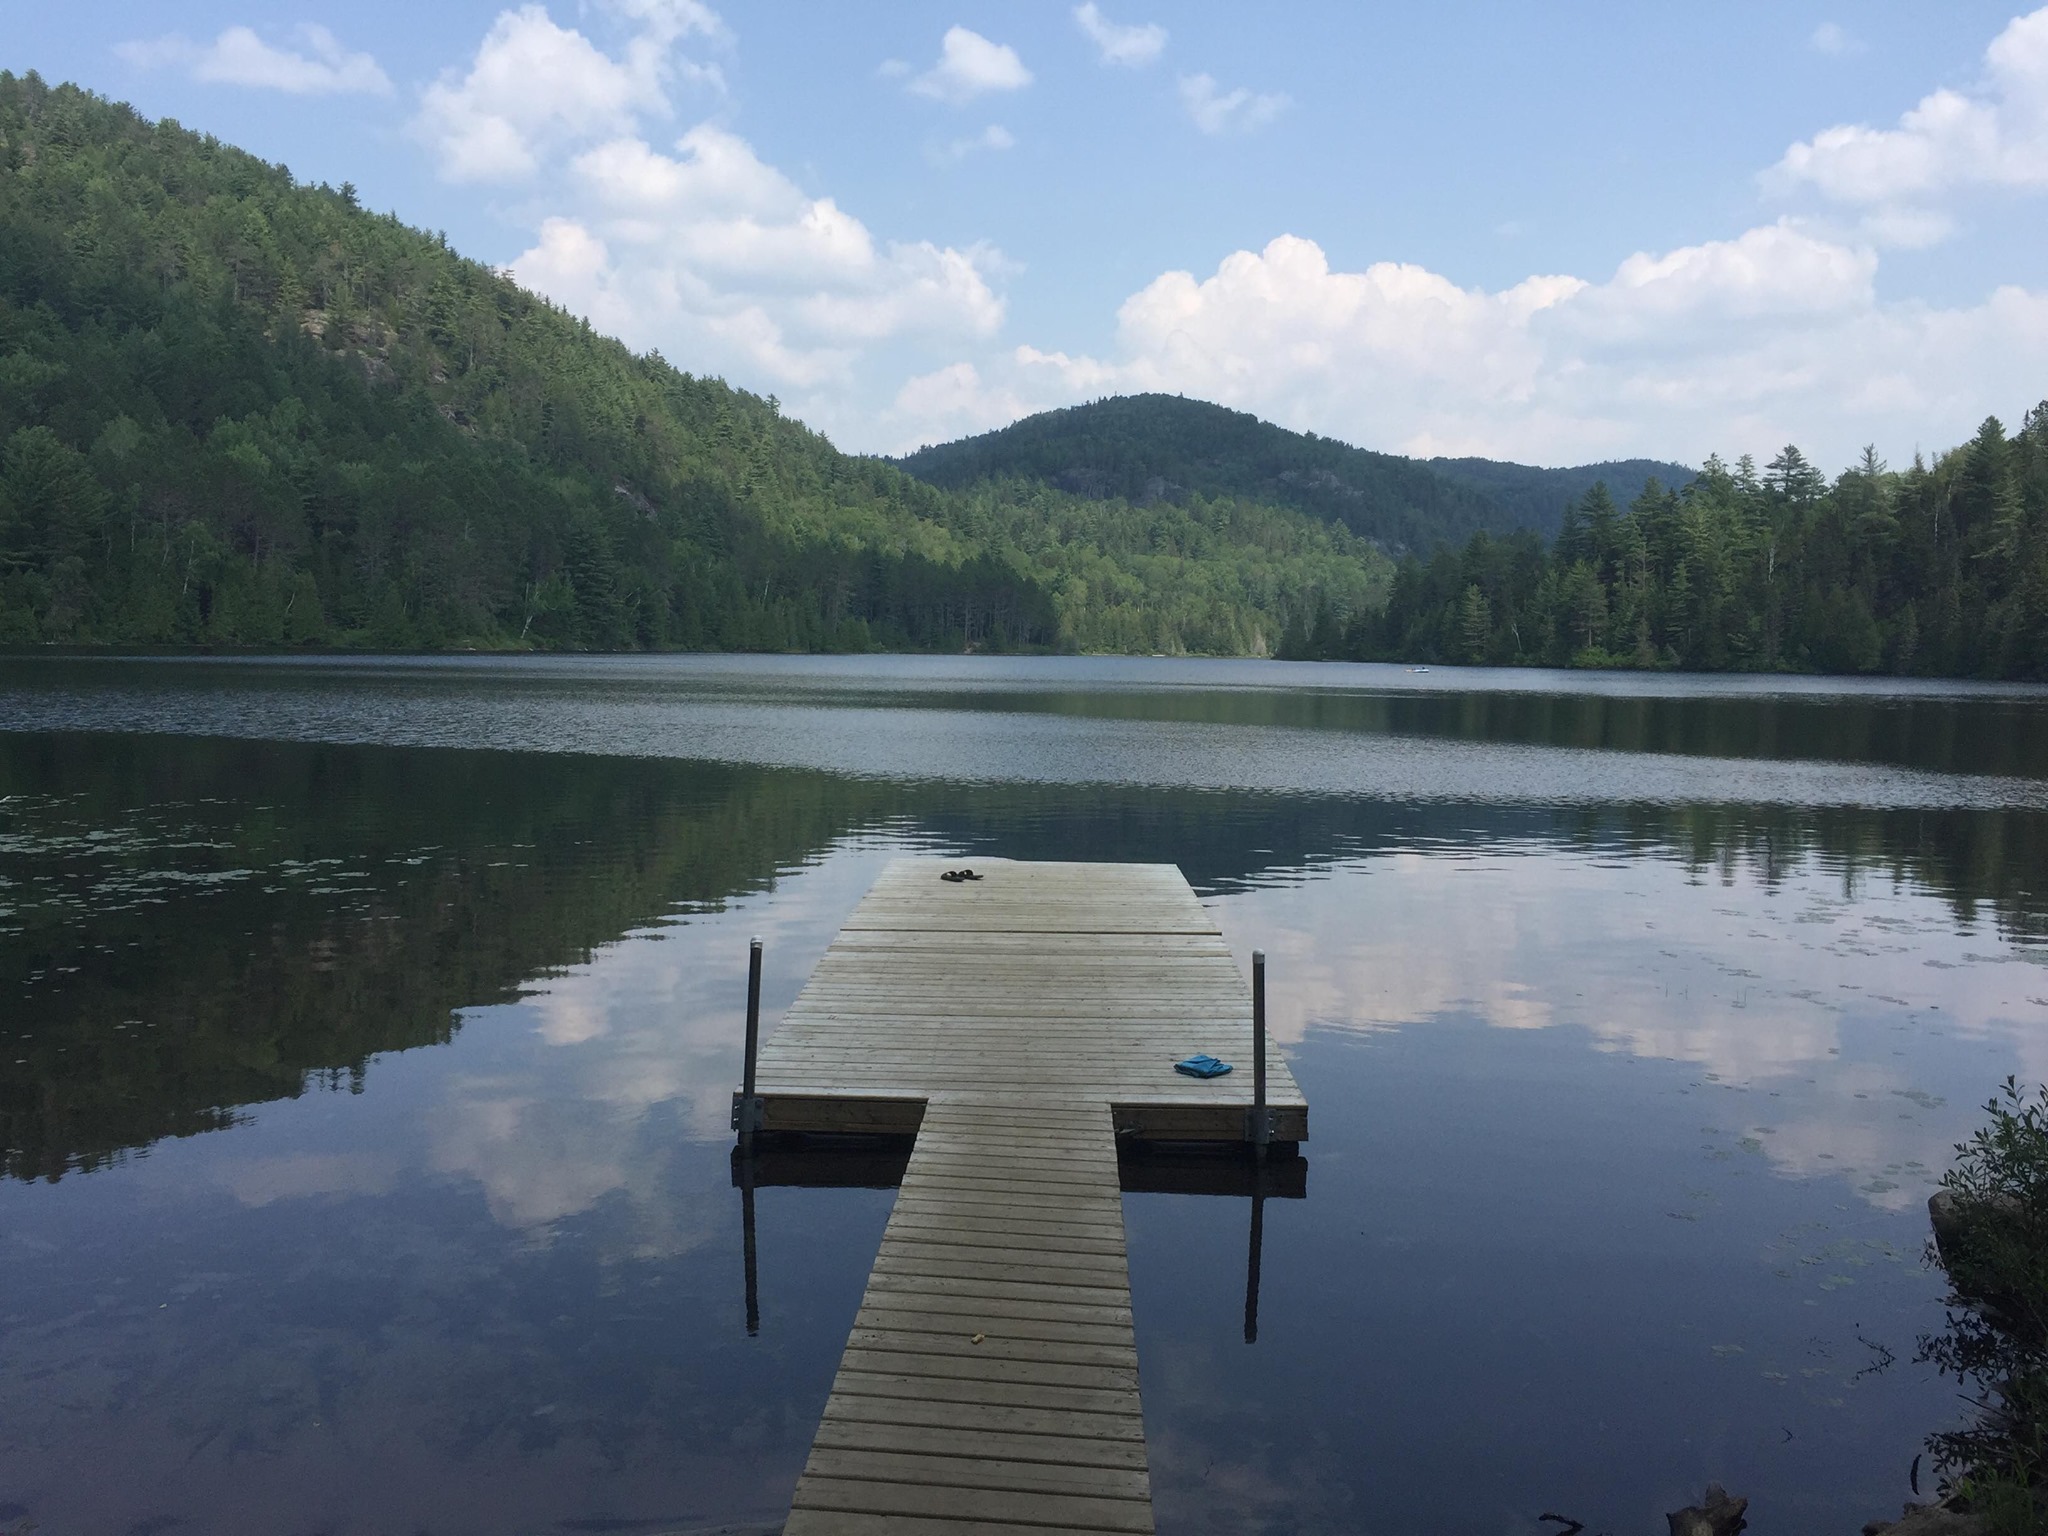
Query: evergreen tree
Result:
<box><xmin>0</xmin><ymin>72</ymin><xmax>1386</xmax><ymax>657</ymax></box>
<box><xmin>1339</xmin><ymin>425</ymin><xmax>2048</xmax><ymax>682</ymax></box>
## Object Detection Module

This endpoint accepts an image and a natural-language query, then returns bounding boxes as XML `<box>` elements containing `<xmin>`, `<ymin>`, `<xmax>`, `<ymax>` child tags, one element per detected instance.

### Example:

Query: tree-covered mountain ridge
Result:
<box><xmin>0</xmin><ymin>72</ymin><xmax>1385</xmax><ymax>656</ymax></box>
<box><xmin>888</xmin><ymin>321</ymin><xmax>2048</xmax><ymax>684</ymax></box>
<box><xmin>894</xmin><ymin>393</ymin><xmax>1696</xmax><ymax>553</ymax></box>
<box><xmin>7</xmin><ymin>73</ymin><xmax>2041</xmax><ymax>678</ymax></box>
<box><xmin>1285</xmin><ymin>427</ymin><xmax>2048</xmax><ymax>681</ymax></box>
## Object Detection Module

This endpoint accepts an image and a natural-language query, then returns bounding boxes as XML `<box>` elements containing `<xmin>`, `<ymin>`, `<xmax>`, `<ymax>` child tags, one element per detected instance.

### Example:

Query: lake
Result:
<box><xmin>3</xmin><ymin>654</ymin><xmax>2046</xmax><ymax>1535</ymax></box>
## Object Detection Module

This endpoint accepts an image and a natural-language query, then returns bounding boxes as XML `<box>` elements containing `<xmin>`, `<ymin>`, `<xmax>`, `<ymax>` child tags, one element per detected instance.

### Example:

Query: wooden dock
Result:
<box><xmin>740</xmin><ymin>858</ymin><xmax>1308</xmax><ymax>1535</ymax></box>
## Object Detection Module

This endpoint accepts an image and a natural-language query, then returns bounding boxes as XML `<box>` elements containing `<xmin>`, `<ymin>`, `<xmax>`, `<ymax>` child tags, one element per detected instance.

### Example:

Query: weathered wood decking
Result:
<box><xmin>749</xmin><ymin>858</ymin><xmax>1307</xmax><ymax>1142</ymax></box>
<box><xmin>748</xmin><ymin>858</ymin><xmax>1307</xmax><ymax>1535</ymax></box>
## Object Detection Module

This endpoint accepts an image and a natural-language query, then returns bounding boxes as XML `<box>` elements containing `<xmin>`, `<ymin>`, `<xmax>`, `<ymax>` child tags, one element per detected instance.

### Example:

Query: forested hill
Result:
<box><xmin>1283</xmin><ymin>428</ymin><xmax>2048</xmax><ymax>681</ymax></box>
<box><xmin>0</xmin><ymin>73</ymin><xmax>1385</xmax><ymax>656</ymax></box>
<box><xmin>893</xmin><ymin>394</ymin><xmax>1695</xmax><ymax>552</ymax></box>
<box><xmin>1424</xmin><ymin>455</ymin><xmax>1701</xmax><ymax>541</ymax></box>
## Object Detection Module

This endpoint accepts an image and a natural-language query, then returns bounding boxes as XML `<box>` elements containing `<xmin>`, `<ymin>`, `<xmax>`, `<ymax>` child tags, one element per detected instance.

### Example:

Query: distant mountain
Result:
<box><xmin>1425</xmin><ymin>456</ymin><xmax>1699</xmax><ymax>541</ymax></box>
<box><xmin>0</xmin><ymin>74</ymin><xmax>1383</xmax><ymax>657</ymax></box>
<box><xmin>894</xmin><ymin>395</ymin><xmax>1694</xmax><ymax>553</ymax></box>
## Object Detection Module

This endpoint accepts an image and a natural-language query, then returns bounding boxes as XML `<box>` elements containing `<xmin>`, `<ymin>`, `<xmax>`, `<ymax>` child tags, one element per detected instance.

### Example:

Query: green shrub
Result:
<box><xmin>1921</xmin><ymin>1078</ymin><xmax>2048</xmax><ymax>1532</ymax></box>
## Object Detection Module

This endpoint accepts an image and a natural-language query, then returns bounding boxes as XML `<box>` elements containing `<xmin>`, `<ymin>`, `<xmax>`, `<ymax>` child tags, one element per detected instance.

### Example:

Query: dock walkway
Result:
<box><xmin>748</xmin><ymin>858</ymin><xmax>1308</xmax><ymax>1536</ymax></box>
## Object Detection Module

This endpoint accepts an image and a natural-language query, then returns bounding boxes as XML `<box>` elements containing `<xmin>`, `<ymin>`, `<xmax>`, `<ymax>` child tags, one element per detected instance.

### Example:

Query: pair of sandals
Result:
<box><xmin>939</xmin><ymin>868</ymin><xmax>983</xmax><ymax>883</ymax></box>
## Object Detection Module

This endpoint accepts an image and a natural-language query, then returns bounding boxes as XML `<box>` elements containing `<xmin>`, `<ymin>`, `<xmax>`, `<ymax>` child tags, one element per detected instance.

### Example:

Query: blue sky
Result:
<box><xmin>10</xmin><ymin>1</ymin><xmax>2048</xmax><ymax>469</ymax></box>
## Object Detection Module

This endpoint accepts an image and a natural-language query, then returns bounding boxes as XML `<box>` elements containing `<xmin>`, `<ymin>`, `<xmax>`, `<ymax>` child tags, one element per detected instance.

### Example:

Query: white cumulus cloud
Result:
<box><xmin>409</xmin><ymin>0</ymin><xmax>2048</xmax><ymax>473</ymax></box>
<box><xmin>886</xmin><ymin>225</ymin><xmax>2048</xmax><ymax>469</ymax></box>
<box><xmin>414</xmin><ymin>3</ymin><xmax>723</xmax><ymax>183</ymax></box>
<box><xmin>116</xmin><ymin>24</ymin><xmax>392</xmax><ymax>95</ymax></box>
<box><xmin>1578</xmin><ymin>221</ymin><xmax>1877</xmax><ymax>337</ymax></box>
<box><xmin>511</xmin><ymin>125</ymin><xmax>1004</xmax><ymax>390</ymax></box>
<box><xmin>1768</xmin><ymin>5</ymin><xmax>2048</xmax><ymax>237</ymax></box>
<box><xmin>1179</xmin><ymin>72</ymin><xmax>1288</xmax><ymax>135</ymax></box>
<box><xmin>397</xmin><ymin>7</ymin><xmax>1009</xmax><ymax>416</ymax></box>
<box><xmin>1074</xmin><ymin>4</ymin><xmax>1167</xmax><ymax>67</ymax></box>
<box><xmin>908</xmin><ymin>26</ymin><xmax>1033</xmax><ymax>106</ymax></box>
<box><xmin>878</xmin><ymin>9</ymin><xmax>2048</xmax><ymax>463</ymax></box>
<box><xmin>891</xmin><ymin>361</ymin><xmax>1033</xmax><ymax>444</ymax></box>
<box><xmin>602</xmin><ymin>0</ymin><xmax>726</xmax><ymax>45</ymax></box>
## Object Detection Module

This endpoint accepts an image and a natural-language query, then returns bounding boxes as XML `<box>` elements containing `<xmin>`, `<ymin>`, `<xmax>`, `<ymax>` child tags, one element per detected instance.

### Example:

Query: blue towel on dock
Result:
<box><xmin>1173</xmin><ymin>1053</ymin><xmax>1233</xmax><ymax>1079</ymax></box>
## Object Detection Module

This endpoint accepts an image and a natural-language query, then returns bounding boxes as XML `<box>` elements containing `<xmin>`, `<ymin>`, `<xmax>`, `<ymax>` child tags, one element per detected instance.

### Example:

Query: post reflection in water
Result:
<box><xmin>1247</xmin><ymin>1180</ymin><xmax>1265</xmax><ymax>1346</ymax></box>
<box><xmin>3</xmin><ymin>655</ymin><xmax>2047</xmax><ymax>1536</ymax></box>
<box><xmin>729</xmin><ymin>1137</ymin><xmax>916</xmax><ymax>1341</ymax></box>
<box><xmin>729</xmin><ymin>1135</ymin><xmax>1305</xmax><ymax>1347</ymax></box>
<box><xmin>738</xmin><ymin>1151</ymin><xmax>759</xmax><ymax>1339</ymax></box>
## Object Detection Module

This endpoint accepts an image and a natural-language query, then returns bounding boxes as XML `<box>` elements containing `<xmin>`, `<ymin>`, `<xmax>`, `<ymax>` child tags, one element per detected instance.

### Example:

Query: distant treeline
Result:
<box><xmin>1282</xmin><ymin>420</ymin><xmax>2048</xmax><ymax>681</ymax></box>
<box><xmin>0</xmin><ymin>72</ymin><xmax>1066</xmax><ymax>654</ymax></box>
<box><xmin>0</xmin><ymin>73</ymin><xmax>1378</xmax><ymax>658</ymax></box>
<box><xmin>6</xmin><ymin>71</ymin><xmax>2041</xmax><ymax>676</ymax></box>
<box><xmin>896</xmin><ymin>391</ymin><xmax>1692</xmax><ymax>553</ymax></box>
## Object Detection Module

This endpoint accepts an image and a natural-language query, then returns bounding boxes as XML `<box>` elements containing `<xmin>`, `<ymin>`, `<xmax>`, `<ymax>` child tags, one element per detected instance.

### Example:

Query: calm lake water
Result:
<box><xmin>3</xmin><ymin>654</ymin><xmax>2046</xmax><ymax>1535</ymax></box>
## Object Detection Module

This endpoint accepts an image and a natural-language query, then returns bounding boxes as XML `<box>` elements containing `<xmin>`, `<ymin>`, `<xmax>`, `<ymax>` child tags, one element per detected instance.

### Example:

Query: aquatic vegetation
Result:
<box><xmin>1921</xmin><ymin>1078</ymin><xmax>2048</xmax><ymax>1533</ymax></box>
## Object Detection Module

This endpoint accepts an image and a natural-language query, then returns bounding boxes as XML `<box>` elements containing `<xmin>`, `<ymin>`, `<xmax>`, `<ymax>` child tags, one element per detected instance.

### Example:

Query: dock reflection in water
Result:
<box><xmin>735</xmin><ymin>1136</ymin><xmax>1306</xmax><ymax>1346</ymax></box>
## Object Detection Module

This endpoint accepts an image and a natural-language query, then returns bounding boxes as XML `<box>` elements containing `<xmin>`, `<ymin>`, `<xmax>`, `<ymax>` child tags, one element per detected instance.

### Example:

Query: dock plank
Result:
<box><xmin>760</xmin><ymin>857</ymin><xmax>1310</xmax><ymax>1535</ymax></box>
<box><xmin>787</xmin><ymin>1097</ymin><xmax>1155</xmax><ymax>1531</ymax></box>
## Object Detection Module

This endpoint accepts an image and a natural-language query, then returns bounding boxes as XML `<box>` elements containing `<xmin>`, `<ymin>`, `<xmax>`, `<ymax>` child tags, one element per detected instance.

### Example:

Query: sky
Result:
<box><xmin>9</xmin><ymin>1</ymin><xmax>2048</xmax><ymax>470</ymax></box>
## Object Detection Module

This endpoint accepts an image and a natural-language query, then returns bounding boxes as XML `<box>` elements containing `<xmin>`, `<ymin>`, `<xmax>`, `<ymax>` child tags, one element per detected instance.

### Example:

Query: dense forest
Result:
<box><xmin>1424</xmin><ymin>453</ymin><xmax>1697</xmax><ymax>541</ymax></box>
<box><xmin>1281</xmin><ymin>427</ymin><xmax>2048</xmax><ymax>680</ymax></box>
<box><xmin>895</xmin><ymin>393</ymin><xmax>1691</xmax><ymax>551</ymax></box>
<box><xmin>0</xmin><ymin>72</ymin><xmax>1384</xmax><ymax>657</ymax></box>
<box><xmin>6</xmin><ymin>74</ymin><xmax>2045</xmax><ymax>677</ymax></box>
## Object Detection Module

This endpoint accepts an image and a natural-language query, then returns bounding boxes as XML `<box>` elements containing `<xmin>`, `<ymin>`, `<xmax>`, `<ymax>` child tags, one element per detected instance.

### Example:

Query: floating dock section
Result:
<box><xmin>737</xmin><ymin>858</ymin><xmax>1308</xmax><ymax>1534</ymax></box>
